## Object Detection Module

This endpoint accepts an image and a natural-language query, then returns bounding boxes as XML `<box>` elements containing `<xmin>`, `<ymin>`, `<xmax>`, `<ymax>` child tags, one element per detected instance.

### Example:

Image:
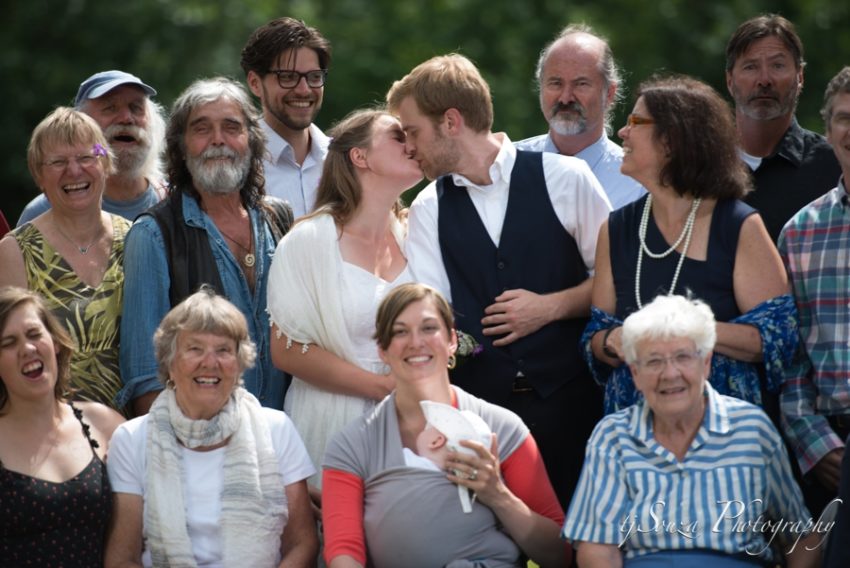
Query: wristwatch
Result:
<box><xmin>602</xmin><ymin>326</ymin><xmax>619</xmax><ymax>359</ymax></box>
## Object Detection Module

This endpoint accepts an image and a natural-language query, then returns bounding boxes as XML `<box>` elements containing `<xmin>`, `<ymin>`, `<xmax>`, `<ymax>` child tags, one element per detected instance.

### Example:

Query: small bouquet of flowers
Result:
<box><xmin>455</xmin><ymin>330</ymin><xmax>484</xmax><ymax>363</ymax></box>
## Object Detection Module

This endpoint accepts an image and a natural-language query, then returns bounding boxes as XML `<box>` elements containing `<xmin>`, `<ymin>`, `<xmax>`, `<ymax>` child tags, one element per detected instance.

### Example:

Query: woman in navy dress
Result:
<box><xmin>584</xmin><ymin>75</ymin><xmax>796</xmax><ymax>414</ymax></box>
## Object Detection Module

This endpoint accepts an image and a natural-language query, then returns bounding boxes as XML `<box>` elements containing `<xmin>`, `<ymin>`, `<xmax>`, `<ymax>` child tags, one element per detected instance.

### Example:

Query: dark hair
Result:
<box><xmin>0</xmin><ymin>287</ymin><xmax>74</xmax><ymax>413</ymax></box>
<box><xmin>638</xmin><ymin>75</ymin><xmax>751</xmax><ymax>200</ymax></box>
<box><xmin>725</xmin><ymin>14</ymin><xmax>804</xmax><ymax>71</ymax></box>
<box><xmin>240</xmin><ymin>17</ymin><xmax>331</xmax><ymax>76</ymax></box>
<box><xmin>165</xmin><ymin>77</ymin><xmax>266</xmax><ymax>208</ymax></box>
<box><xmin>374</xmin><ymin>283</ymin><xmax>455</xmax><ymax>351</ymax></box>
<box><xmin>303</xmin><ymin>108</ymin><xmax>403</xmax><ymax>227</ymax></box>
<box><xmin>822</xmin><ymin>66</ymin><xmax>850</xmax><ymax>130</ymax></box>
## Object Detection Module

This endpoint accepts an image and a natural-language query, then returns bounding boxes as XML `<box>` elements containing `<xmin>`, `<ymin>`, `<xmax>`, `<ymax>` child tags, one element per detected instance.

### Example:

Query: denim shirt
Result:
<box><xmin>118</xmin><ymin>192</ymin><xmax>285</xmax><ymax>409</ymax></box>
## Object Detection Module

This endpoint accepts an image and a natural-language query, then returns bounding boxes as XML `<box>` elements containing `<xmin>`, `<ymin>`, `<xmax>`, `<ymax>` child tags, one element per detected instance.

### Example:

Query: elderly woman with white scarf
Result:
<box><xmin>104</xmin><ymin>289</ymin><xmax>317</xmax><ymax>567</ymax></box>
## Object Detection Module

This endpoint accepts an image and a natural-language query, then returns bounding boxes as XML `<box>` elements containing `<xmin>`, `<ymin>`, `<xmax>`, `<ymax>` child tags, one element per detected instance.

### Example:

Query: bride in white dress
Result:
<box><xmin>267</xmin><ymin>109</ymin><xmax>423</xmax><ymax>489</ymax></box>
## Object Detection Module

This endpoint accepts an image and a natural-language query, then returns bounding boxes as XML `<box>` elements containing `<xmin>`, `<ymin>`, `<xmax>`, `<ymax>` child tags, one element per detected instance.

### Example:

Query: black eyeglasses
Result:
<box><xmin>268</xmin><ymin>69</ymin><xmax>328</xmax><ymax>89</ymax></box>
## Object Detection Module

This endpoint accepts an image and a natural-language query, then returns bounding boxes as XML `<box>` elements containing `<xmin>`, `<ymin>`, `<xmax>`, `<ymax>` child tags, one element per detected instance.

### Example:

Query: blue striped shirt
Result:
<box><xmin>778</xmin><ymin>179</ymin><xmax>850</xmax><ymax>475</ymax></box>
<box><xmin>563</xmin><ymin>384</ymin><xmax>811</xmax><ymax>563</ymax></box>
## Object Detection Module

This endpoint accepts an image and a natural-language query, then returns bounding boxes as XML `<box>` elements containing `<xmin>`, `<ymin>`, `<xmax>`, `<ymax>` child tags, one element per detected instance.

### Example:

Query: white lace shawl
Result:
<box><xmin>266</xmin><ymin>211</ymin><xmax>405</xmax><ymax>485</ymax></box>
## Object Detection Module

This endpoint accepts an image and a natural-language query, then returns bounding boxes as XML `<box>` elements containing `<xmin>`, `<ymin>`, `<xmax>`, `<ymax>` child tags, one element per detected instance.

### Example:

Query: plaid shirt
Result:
<box><xmin>778</xmin><ymin>179</ymin><xmax>850</xmax><ymax>475</ymax></box>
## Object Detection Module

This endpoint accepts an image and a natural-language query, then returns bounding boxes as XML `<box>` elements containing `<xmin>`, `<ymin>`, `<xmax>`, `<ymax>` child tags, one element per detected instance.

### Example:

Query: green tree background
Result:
<box><xmin>3</xmin><ymin>0</ymin><xmax>848</xmax><ymax>223</ymax></box>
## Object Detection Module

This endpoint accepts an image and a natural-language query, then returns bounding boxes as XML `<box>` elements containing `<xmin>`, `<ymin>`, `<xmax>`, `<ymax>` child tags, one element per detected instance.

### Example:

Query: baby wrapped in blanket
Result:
<box><xmin>404</xmin><ymin>401</ymin><xmax>494</xmax><ymax>513</ymax></box>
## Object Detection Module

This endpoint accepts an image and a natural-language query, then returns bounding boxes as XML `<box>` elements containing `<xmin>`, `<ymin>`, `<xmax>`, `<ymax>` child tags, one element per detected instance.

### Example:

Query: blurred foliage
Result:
<box><xmin>3</xmin><ymin>0</ymin><xmax>849</xmax><ymax>222</ymax></box>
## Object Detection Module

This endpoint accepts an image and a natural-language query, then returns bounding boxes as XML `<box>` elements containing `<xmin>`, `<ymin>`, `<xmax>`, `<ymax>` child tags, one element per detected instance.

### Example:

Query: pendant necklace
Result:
<box><xmin>218</xmin><ymin>224</ymin><xmax>255</xmax><ymax>268</ymax></box>
<box><xmin>635</xmin><ymin>194</ymin><xmax>701</xmax><ymax>309</ymax></box>
<box><xmin>55</xmin><ymin>221</ymin><xmax>103</xmax><ymax>255</ymax></box>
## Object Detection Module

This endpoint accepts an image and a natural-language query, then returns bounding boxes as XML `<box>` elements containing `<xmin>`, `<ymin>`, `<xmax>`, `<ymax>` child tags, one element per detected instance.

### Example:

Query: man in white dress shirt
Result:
<box><xmin>388</xmin><ymin>54</ymin><xmax>611</xmax><ymax>508</ymax></box>
<box><xmin>516</xmin><ymin>24</ymin><xmax>644</xmax><ymax>210</ymax></box>
<box><xmin>241</xmin><ymin>17</ymin><xmax>331</xmax><ymax>218</ymax></box>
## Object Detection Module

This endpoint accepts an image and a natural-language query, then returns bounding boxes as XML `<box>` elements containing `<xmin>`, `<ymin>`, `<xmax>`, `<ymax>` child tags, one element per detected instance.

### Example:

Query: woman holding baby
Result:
<box><xmin>321</xmin><ymin>283</ymin><xmax>567</xmax><ymax>568</ymax></box>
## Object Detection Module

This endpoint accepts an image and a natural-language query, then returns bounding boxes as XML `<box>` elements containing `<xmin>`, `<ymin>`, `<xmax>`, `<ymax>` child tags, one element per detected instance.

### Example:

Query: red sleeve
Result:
<box><xmin>321</xmin><ymin>468</ymin><xmax>367</xmax><ymax>566</ymax></box>
<box><xmin>501</xmin><ymin>434</ymin><xmax>565</xmax><ymax>525</ymax></box>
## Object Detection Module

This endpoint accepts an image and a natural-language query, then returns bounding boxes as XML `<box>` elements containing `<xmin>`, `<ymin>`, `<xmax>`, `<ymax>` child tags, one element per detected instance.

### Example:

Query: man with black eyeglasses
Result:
<box><xmin>242</xmin><ymin>17</ymin><xmax>331</xmax><ymax>218</ymax></box>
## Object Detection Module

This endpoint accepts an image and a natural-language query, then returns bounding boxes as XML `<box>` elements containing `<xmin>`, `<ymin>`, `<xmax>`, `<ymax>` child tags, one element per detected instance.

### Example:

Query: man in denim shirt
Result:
<box><xmin>118</xmin><ymin>77</ymin><xmax>288</xmax><ymax>415</ymax></box>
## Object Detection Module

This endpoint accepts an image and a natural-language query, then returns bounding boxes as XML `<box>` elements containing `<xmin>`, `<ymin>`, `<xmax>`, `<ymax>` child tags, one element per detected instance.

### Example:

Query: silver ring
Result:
<box><xmin>469</xmin><ymin>468</ymin><xmax>478</xmax><ymax>481</ymax></box>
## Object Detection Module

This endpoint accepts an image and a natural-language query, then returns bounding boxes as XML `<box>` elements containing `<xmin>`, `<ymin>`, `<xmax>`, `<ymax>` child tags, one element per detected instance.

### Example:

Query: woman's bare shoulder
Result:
<box><xmin>74</xmin><ymin>401</ymin><xmax>126</xmax><ymax>442</ymax></box>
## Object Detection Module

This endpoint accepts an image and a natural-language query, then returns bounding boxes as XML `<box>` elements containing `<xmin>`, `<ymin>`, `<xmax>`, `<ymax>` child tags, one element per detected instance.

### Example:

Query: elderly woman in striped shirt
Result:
<box><xmin>564</xmin><ymin>294</ymin><xmax>822</xmax><ymax>568</ymax></box>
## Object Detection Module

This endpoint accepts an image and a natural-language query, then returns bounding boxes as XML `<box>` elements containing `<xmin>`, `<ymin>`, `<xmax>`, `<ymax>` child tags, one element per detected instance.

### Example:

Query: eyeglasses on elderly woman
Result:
<box><xmin>635</xmin><ymin>350</ymin><xmax>703</xmax><ymax>374</ymax></box>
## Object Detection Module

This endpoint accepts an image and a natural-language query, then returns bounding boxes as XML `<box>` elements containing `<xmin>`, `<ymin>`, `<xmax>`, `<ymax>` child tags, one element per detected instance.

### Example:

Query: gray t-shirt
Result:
<box><xmin>324</xmin><ymin>387</ymin><xmax>529</xmax><ymax>568</ymax></box>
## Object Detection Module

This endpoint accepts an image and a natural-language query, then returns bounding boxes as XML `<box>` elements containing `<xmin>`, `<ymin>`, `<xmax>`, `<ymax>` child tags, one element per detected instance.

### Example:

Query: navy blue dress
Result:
<box><xmin>610</xmin><ymin>194</ymin><xmax>755</xmax><ymax>321</ymax></box>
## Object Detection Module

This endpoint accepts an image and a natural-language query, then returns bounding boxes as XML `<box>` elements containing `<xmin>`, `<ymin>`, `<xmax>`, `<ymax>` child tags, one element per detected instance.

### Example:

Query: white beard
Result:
<box><xmin>186</xmin><ymin>147</ymin><xmax>250</xmax><ymax>194</ymax></box>
<box><xmin>103</xmin><ymin>124</ymin><xmax>152</xmax><ymax>178</ymax></box>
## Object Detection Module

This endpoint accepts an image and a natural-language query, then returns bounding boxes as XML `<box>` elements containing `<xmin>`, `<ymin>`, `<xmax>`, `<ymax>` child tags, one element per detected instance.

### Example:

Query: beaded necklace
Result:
<box><xmin>635</xmin><ymin>194</ymin><xmax>702</xmax><ymax>308</ymax></box>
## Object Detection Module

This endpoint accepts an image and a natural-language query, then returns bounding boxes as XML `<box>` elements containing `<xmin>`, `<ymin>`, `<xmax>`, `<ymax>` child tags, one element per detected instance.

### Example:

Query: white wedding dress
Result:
<box><xmin>282</xmin><ymin>259</ymin><xmax>411</xmax><ymax>486</ymax></box>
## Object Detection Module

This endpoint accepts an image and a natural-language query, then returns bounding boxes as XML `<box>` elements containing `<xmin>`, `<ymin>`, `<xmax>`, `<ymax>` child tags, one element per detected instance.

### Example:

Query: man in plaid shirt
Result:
<box><xmin>778</xmin><ymin>66</ymin><xmax>850</xmax><ymax>516</ymax></box>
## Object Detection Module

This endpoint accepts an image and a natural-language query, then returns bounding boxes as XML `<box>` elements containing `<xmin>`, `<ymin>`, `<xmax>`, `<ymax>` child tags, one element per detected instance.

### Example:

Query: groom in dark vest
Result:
<box><xmin>388</xmin><ymin>54</ymin><xmax>611</xmax><ymax>508</ymax></box>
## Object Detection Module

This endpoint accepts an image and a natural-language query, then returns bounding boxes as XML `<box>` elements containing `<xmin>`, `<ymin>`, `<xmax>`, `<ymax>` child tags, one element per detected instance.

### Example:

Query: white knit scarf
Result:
<box><xmin>145</xmin><ymin>388</ymin><xmax>287</xmax><ymax>567</ymax></box>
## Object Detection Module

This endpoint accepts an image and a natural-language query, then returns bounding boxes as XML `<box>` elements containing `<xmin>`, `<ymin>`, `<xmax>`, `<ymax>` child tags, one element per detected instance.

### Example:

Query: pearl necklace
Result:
<box><xmin>635</xmin><ymin>194</ymin><xmax>702</xmax><ymax>308</ymax></box>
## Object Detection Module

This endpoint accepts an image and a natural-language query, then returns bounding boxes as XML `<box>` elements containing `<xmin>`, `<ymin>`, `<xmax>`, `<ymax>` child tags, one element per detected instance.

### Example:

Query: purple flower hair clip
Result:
<box><xmin>92</xmin><ymin>143</ymin><xmax>108</xmax><ymax>157</ymax></box>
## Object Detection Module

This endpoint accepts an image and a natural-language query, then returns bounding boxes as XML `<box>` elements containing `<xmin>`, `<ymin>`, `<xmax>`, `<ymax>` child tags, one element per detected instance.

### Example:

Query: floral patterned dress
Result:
<box><xmin>14</xmin><ymin>216</ymin><xmax>129</xmax><ymax>410</ymax></box>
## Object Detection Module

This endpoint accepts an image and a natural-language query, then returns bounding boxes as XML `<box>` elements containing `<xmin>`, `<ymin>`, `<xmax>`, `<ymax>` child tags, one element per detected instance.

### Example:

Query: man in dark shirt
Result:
<box><xmin>725</xmin><ymin>14</ymin><xmax>840</xmax><ymax>242</ymax></box>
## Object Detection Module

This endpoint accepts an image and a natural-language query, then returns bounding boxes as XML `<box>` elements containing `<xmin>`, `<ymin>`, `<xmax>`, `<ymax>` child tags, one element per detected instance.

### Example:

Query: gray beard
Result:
<box><xmin>735</xmin><ymin>85</ymin><xmax>799</xmax><ymax>122</ymax></box>
<box><xmin>104</xmin><ymin>124</ymin><xmax>153</xmax><ymax>178</ymax></box>
<box><xmin>186</xmin><ymin>151</ymin><xmax>250</xmax><ymax>195</ymax></box>
<box><xmin>114</xmin><ymin>146</ymin><xmax>149</xmax><ymax>177</ymax></box>
<box><xmin>549</xmin><ymin>116</ymin><xmax>587</xmax><ymax>136</ymax></box>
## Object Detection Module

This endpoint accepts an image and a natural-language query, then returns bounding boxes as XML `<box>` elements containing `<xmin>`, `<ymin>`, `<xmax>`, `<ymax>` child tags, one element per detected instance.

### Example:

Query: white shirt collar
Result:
<box><xmin>260</xmin><ymin>119</ymin><xmax>329</xmax><ymax>165</ymax></box>
<box><xmin>449</xmin><ymin>133</ymin><xmax>516</xmax><ymax>192</ymax></box>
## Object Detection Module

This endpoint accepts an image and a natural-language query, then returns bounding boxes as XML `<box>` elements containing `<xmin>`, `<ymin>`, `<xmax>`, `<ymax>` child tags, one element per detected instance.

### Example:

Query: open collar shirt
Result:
<box><xmin>778</xmin><ymin>179</ymin><xmax>850</xmax><ymax>474</ymax></box>
<box><xmin>515</xmin><ymin>132</ymin><xmax>645</xmax><ymax>210</ymax></box>
<box><xmin>260</xmin><ymin>120</ymin><xmax>329</xmax><ymax>218</ymax></box>
<box><xmin>406</xmin><ymin>133</ymin><xmax>611</xmax><ymax>302</ymax></box>
<box><xmin>118</xmin><ymin>192</ymin><xmax>284</xmax><ymax>410</ymax></box>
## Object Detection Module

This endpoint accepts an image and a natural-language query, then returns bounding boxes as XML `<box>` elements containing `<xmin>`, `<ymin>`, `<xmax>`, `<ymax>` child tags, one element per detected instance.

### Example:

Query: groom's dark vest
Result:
<box><xmin>437</xmin><ymin>151</ymin><xmax>589</xmax><ymax>405</ymax></box>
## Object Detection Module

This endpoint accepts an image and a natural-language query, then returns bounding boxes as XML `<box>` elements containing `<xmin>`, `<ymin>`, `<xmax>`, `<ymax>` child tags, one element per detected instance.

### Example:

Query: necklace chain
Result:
<box><xmin>635</xmin><ymin>194</ymin><xmax>702</xmax><ymax>309</ymax></box>
<box><xmin>217</xmin><ymin>224</ymin><xmax>255</xmax><ymax>268</ymax></box>
<box><xmin>54</xmin><ymin>222</ymin><xmax>103</xmax><ymax>255</ymax></box>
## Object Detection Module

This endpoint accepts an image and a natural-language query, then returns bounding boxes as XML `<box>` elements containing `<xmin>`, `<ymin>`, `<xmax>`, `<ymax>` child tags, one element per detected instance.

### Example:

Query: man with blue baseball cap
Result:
<box><xmin>74</xmin><ymin>70</ymin><xmax>157</xmax><ymax>104</ymax></box>
<box><xmin>17</xmin><ymin>70</ymin><xmax>167</xmax><ymax>226</ymax></box>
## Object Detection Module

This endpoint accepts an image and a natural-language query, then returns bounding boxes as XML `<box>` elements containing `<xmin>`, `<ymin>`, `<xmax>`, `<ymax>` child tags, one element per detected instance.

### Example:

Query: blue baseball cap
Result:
<box><xmin>74</xmin><ymin>70</ymin><xmax>156</xmax><ymax>107</ymax></box>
